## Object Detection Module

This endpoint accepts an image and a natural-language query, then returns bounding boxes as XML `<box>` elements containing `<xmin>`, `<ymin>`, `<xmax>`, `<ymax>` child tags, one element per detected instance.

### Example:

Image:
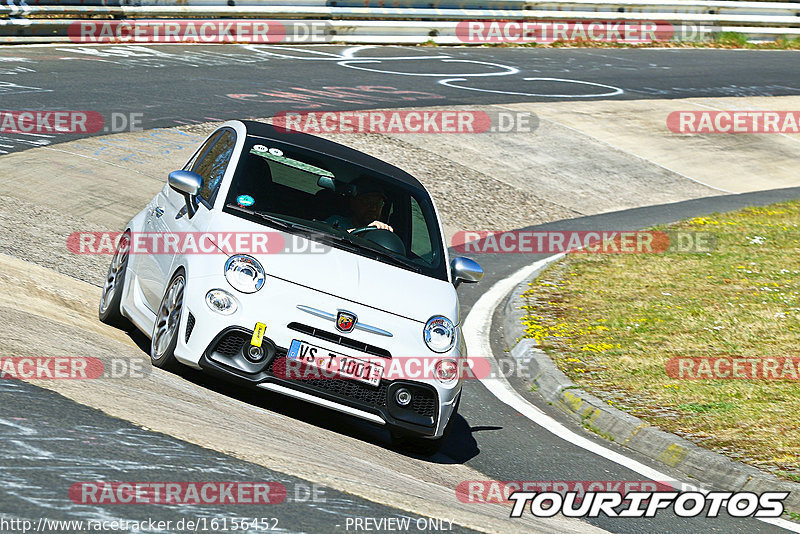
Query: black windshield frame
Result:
<box><xmin>222</xmin><ymin>135</ymin><xmax>448</xmax><ymax>282</ymax></box>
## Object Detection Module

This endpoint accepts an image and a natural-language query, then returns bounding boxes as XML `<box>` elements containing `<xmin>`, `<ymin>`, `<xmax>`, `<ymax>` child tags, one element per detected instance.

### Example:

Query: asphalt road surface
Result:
<box><xmin>0</xmin><ymin>44</ymin><xmax>799</xmax><ymax>153</ymax></box>
<box><xmin>0</xmin><ymin>378</ymin><xmax>475</xmax><ymax>534</ymax></box>
<box><xmin>1</xmin><ymin>44</ymin><xmax>799</xmax><ymax>533</ymax></box>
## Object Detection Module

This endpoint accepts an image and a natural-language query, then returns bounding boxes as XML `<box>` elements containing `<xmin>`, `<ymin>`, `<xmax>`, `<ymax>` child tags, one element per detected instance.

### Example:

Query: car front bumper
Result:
<box><xmin>197</xmin><ymin>327</ymin><xmax>441</xmax><ymax>436</ymax></box>
<box><xmin>175</xmin><ymin>273</ymin><xmax>463</xmax><ymax>438</ymax></box>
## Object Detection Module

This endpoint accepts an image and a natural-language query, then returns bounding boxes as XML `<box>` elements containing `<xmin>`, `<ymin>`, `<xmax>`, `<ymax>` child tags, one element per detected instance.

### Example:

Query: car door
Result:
<box><xmin>140</xmin><ymin>129</ymin><xmax>236</xmax><ymax>311</ymax></box>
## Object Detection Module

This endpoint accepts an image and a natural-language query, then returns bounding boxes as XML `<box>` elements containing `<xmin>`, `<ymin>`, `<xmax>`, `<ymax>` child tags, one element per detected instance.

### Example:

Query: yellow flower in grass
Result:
<box><xmin>580</xmin><ymin>343</ymin><xmax>615</xmax><ymax>353</ymax></box>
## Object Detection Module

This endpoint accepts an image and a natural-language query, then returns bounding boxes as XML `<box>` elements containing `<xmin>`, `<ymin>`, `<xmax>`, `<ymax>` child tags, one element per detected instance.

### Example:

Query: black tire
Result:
<box><xmin>98</xmin><ymin>232</ymin><xmax>133</xmax><ymax>330</ymax></box>
<box><xmin>150</xmin><ymin>269</ymin><xmax>186</xmax><ymax>372</ymax></box>
<box><xmin>391</xmin><ymin>391</ymin><xmax>460</xmax><ymax>456</ymax></box>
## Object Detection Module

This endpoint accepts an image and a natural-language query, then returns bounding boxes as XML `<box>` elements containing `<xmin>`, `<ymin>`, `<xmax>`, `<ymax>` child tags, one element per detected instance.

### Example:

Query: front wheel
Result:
<box><xmin>150</xmin><ymin>270</ymin><xmax>185</xmax><ymax>371</ymax></box>
<box><xmin>99</xmin><ymin>232</ymin><xmax>133</xmax><ymax>330</ymax></box>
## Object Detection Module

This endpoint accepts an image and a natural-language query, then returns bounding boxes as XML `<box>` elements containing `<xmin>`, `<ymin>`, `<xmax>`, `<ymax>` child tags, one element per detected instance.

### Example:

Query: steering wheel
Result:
<box><xmin>349</xmin><ymin>227</ymin><xmax>406</xmax><ymax>256</ymax></box>
<box><xmin>350</xmin><ymin>226</ymin><xmax>379</xmax><ymax>236</ymax></box>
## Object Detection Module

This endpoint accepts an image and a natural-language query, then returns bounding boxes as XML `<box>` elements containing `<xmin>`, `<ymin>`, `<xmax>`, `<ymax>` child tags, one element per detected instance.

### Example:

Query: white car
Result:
<box><xmin>99</xmin><ymin>120</ymin><xmax>483</xmax><ymax>453</ymax></box>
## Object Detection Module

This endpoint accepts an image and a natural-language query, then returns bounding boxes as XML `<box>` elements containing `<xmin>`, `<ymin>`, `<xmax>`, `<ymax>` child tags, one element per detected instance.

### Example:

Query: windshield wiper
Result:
<box><xmin>227</xmin><ymin>204</ymin><xmax>422</xmax><ymax>272</ymax></box>
<box><xmin>308</xmin><ymin>229</ymin><xmax>372</xmax><ymax>255</ymax></box>
<box><xmin>226</xmin><ymin>204</ymin><xmax>322</xmax><ymax>235</ymax></box>
<box><xmin>366</xmin><ymin>247</ymin><xmax>422</xmax><ymax>273</ymax></box>
<box><xmin>228</xmin><ymin>204</ymin><xmax>368</xmax><ymax>254</ymax></box>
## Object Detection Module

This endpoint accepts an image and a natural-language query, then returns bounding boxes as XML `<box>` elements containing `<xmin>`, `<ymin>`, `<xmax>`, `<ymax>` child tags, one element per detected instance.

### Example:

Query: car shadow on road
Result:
<box><xmin>436</xmin><ymin>420</ymin><xmax>499</xmax><ymax>464</ymax></box>
<box><xmin>127</xmin><ymin>329</ymin><xmax>487</xmax><ymax>466</ymax></box>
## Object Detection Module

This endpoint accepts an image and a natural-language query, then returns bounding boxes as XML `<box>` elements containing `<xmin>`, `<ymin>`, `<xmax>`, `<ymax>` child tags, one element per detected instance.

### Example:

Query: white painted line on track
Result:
<box><xmin>439</xmin><ymin>77</ymin><xmax>623</xmax><ymax>99</ymax></box>
<box><xmin>16</xmin><ymin>132</ymin><xmax>54</xmax><ymax>138</ymax></box>
<box><xmin>463</xmin><ymin>253</ymin><xmax>800</xmax><ymax>532</ymax></box>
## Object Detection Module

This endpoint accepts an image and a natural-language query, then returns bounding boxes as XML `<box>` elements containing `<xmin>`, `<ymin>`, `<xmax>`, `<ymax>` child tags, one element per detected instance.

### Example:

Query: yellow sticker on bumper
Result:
<box><xmin>251</xmin><ymin>322</ymin><xmax>267</xmax><ymax>348</ymax></box>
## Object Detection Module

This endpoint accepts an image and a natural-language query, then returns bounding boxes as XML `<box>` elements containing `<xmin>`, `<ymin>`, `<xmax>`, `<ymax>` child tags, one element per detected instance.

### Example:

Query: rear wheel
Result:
<box><xmin>98</xmin><ymin>232</ymin><xmax>133</xmax><ymax>330</ymax></box>
<box><xmin>150</xmin><ymin>270</ymin><xmax>185</xmax><ymax>371</ymax></box>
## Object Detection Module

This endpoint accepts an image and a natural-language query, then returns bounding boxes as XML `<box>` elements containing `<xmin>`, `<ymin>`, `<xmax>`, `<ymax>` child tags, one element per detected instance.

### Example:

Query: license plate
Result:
<box><xmin>286</xmin><ymin>339</ymin><xmax>384</xmax><ymax>387</ymax></box>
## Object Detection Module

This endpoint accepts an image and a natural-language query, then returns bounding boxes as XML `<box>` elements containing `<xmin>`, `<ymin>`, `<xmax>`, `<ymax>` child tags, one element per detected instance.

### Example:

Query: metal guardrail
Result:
<box><xmin>3</xmin><ymin>4</ymin><xmax>800</xmax><ymax>22</ymax></box>
<box><xmin>1</xmin><ymin>19</ymin><xmax>798</xmax><ymax>44</ymax></box>
<box><xmin>16</xmin><ymin>0</ymin><xmax>800</xmax><ymax>12</ymax></box>
<box><xmin>1</xmin><ymin>0</ymin><xmax>799</xmax><ymax>43</ymax></box>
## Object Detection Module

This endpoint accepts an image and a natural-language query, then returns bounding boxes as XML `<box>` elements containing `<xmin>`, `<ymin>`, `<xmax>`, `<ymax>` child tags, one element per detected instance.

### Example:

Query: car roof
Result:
<box><xmin>239</xmin><ymin>120</ymin><xmax>426</xmax><ymax>192</ymax></box>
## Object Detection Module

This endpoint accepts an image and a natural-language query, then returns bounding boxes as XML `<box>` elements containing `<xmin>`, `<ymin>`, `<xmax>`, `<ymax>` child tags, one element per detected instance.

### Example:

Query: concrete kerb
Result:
<box><xmin>500</xmin><ymin>254</ymin><xmax>800</xmax><ymax>511</ymax></box>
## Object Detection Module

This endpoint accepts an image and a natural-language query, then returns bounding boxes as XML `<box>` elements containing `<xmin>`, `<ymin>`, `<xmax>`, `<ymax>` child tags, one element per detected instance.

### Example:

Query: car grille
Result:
<box><xmin>269</xmin><ymin>356</ymin><xmax>436</xmax><ymax>418</ymax></box>
<box><xmin>214</xmin><ymin>331</ymin><xmax>250</xmax><ymax>357</ymax></box>
<box><xmin>207</xmin><ymin>331</ymin><xmax>436</xmax><ymax>419</ymax></box>
<box><xmin>185</xmin><ymin>312</ymin><xmax>196</xmax><ymax>343</ymax></box>
<box><xmin>269</xmin><ymin>356</ymin><xmax>390</xmax><ymax>407</ymax></box>
<box><xmin>287</xmin><ymin>322</ymin><xmax>391</xmax><ymax>359</ymax></box>
<box><xmin>411</xmin><ymin>393</ymin><xmax>437</xmax><ymax>418</ymax></box>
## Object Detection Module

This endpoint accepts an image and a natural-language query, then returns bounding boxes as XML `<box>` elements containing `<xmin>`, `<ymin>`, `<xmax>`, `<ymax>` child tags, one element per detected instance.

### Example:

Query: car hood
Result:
<box><xmin>211</xmin><ymin>215</ymin><xmax>457</xmax><ymax>324</ymax></box>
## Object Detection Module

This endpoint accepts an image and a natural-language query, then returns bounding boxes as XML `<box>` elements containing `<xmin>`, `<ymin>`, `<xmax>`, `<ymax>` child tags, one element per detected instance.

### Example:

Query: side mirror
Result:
<box><xmin>168</xmin><ymin>170</ymin><xmax>202</xmax><ymax>217</ymax></box>
<box><xmin>451</xmin><ymin>257</ymin><xmax>483</xmax><ymax>288</ymax></box>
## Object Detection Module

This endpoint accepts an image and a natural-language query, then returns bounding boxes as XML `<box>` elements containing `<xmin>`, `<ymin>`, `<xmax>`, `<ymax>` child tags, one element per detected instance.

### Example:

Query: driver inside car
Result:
<box><xmin>325</xmin><ymin>182</ymin><xmax>394</xmax><ymax>233</ymax></box>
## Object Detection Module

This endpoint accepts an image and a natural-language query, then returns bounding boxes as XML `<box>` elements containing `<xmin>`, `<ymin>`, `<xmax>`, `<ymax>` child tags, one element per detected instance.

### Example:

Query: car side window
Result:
<box><xmin>409</xmin><ymin>196</ymin><xmax>434</xmax><ymax>263</ymax></box>
<box><xmin>191</xmin><ymin>129</ymin><xmax>236</xmax><ymax>207</ymax></box>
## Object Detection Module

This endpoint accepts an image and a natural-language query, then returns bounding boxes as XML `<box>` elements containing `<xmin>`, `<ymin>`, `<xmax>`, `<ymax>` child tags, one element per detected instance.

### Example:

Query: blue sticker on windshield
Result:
<box><xmin>236</xmin><ymin>194</ymin><xmax>255</xmax><ymax>207</ymax></box>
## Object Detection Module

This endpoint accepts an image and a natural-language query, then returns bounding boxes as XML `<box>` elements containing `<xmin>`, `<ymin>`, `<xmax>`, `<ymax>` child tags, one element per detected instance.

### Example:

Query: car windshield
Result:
<box><xmin>222</xmin><ymin>135</ymin><xmax>448</xmax><ymax>281</ymax></box>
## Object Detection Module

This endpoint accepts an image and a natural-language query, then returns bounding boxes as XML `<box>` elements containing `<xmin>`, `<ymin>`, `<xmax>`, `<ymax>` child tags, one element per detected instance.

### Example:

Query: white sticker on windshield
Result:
<box><xmin>269</xmin><ymin>148</ymin><xmax>283</xmax><ymax>157</ymax></box>
<box><xmin>253</xmin><ymin>144</ymin><xmax>268</xmax><ymax>152</ymax></box>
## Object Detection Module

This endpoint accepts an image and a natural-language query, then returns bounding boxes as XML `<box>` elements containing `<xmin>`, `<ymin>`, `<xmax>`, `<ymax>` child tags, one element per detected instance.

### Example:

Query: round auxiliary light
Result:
<box><xmin>395</xmin><ymin>388</ymin><xmax>412</xmax><ymax>407</ymax></box>
<box><xmin>205</xmin><ymin>289</ymin><xmax>238</xmax><ymax>315</ymax></box>
<box><xmin>246</xmin><ymin>345</ymin><xmax>265</xmax><ymax>363</ymax></box>
<box><xmin>435</xmin><ymin>359</ymin><xmax>459</xmax><ymax>384</ymax></box>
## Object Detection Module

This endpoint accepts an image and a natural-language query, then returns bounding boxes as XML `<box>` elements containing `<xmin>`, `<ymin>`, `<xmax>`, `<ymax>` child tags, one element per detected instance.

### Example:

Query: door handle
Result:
<box><xmin>151</xmin><ymin>207</ymin><xmax>165</xmax><ymax>218</ymax></box>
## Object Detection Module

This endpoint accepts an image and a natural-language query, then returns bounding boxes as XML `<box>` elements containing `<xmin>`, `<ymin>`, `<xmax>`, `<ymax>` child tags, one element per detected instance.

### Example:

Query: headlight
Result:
<box><xmin>205</xmin><ymin>289</ymin><xmax>238</xmax><ymax>315</ymax></box>
<box><xmin>435</xmin><ymin>359</ymin><xmax>459</xmax><ymax>384</ymax></box>
<box><xmin>423</xmin><ymin>316</ymin><xmax>456</xmax><ymax>353</ymax></box>
<box><xmin>224</xmin><ymin>255</ymin><xmax>265</xmax><ymax>293</ymax></box>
